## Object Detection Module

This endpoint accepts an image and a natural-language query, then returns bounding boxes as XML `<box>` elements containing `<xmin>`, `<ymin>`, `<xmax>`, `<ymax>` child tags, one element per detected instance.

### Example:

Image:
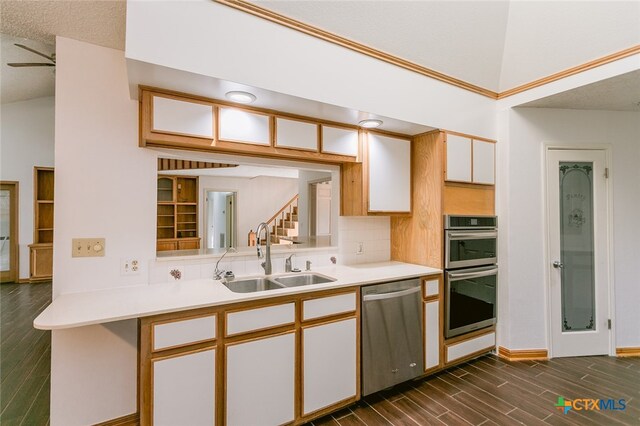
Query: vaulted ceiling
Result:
<box><xmin>250</xmin><ymin>0</ymin><xmax>640</xmax><ymax>93</ymax></box>
<box><xmin>1</xmin><ymin>0</ymin><xmax>639</xmax><ymax>106</ymax></box>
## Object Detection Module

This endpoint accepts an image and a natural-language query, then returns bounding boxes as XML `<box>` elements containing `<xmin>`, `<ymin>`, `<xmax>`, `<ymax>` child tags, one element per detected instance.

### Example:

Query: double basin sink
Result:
<box><xmin>222</xmin><ymin>273</ymin><xmax>336</xmax><ymax>293</ymax></box>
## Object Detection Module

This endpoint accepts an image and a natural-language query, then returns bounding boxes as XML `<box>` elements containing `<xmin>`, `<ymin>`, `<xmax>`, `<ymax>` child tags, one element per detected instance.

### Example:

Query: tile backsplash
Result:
<box><xmin>149</xmin><ymin>248</ymin><xmax>339</xmax><ymax>284</ymax></box>
<box><xmin>338</xmin><ymin>216</ymin><xmax>390</xmax><ymax>265</ymax></box>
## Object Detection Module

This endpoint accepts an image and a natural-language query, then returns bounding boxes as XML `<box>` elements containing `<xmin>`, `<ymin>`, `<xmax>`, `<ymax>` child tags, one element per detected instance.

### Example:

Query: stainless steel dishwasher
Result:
<box><xmin>361</xmin><ymin>278</ymin><xmax>423</xmax><ymax>396</ymax></box>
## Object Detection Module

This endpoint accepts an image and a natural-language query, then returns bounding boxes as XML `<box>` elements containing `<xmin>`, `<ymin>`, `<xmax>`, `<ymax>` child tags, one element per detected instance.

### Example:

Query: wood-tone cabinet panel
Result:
<box><xmin>177</xmin><ymin>238</ymin><xmax>200</xmax><ymax>250</ymax></box>
<box><xmin>472</xmin><ymin>140</ymin><xmax>495</xmax><ymax>185</ymax></box>
<box><xmin>29</xmin><ymin>244</ymin><xmax>53</xmax><ymax>280</ymax></box>
<box><xmin>226</xmin><ymin>302</ymin><xmax>295</xmax><ymax>336</ymax></box>
<box><xmin>368</xmin><ymin>134</ymin><xmax>411</xmax><ymax>213</ymax></box>
<box><xmin>275</xmin><ymin>117</ymin><xmax>318</xmax><ymax>151</ymax></box>
<box><xmin>152</xmin><ymin>349</ymin><xmax>216</xmax><ymax>426</ymax></box>
<box><xmin>218</xmin><ymin>107</ymin><xmax>270</xmax><ymax>145</ymax></box>
<box><xmin>322</xmin><ymin>126</ymin><xmax>359</xmax><ymax>157</ymax></box>
<box><xmin>226</xmin><ymin>332</ymin><xmax>295</xmax><ymax>425</ymax></box>
<box><xmin>152</xmin><ymin>95</ymin><xmax>214</xmax><ymax>139</ymax></box>
<box><xmin>424</xmin><ymin>300</ymin><xmax>440</xmax><ymax>371</ymax></box>
<box><xmin>152</xmin><ymin>314</ymin><xmax>216</xmax><ymax>351</ymax></box>
<box><xmin>445</xmin><ymin>134</ymin><xmax>472</xmax><ymax>182</ymax></box>
<box><xmin>303</xmin><ymin>318</ymin><xmax>357</xmax><ymax>415</ymax></box>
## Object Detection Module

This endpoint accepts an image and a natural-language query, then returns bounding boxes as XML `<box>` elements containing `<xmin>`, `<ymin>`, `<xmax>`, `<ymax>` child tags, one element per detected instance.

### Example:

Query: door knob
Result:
<box><xmin>553</xmin><ymin>261</ymin><xmax>564</xmax><ymax>269</ymax></box>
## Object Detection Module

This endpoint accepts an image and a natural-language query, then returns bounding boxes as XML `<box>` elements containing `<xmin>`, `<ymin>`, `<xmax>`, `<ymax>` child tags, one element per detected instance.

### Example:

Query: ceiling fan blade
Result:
<box><xmin>14</xmin><ymin>43</ymin><xmax>55</xmax><ymax>62</ymax></box>
<box><xmin>7</xmin><ymin>63</ymin><xmax>55</xmax><ymax>67</ymax></box>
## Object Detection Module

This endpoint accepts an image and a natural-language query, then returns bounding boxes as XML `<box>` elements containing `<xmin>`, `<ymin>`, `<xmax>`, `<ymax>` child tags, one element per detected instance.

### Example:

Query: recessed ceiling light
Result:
<box><xmin>225</xmin><ymin>91</ymin><xmax>257</xmax><ymax>104</ymax></box>
<box><xmin>358</xmin><ymin>119</ymin><xmax>383</xmax><ymax>129</ymax></box>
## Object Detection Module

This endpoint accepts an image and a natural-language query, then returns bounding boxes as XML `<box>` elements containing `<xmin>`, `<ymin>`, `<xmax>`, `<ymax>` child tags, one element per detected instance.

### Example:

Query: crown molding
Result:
<box><xmin>497</xmin><ymin>44</ymin><xmax>640</xmax><ymax>99</ymax></box>
<box><xmin>214</xmin><ymin>1</ymin><xmax>640</xmax><ymax>101</ymax></box>
<box><xmin>214</xmin><ymin>0</ymin><xmax>499</xmax><ymax>99</ymax></box>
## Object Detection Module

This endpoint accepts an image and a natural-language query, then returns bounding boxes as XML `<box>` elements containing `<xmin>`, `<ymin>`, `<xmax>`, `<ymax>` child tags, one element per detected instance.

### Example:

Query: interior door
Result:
<box><xmin>546</xmin><ymin>149</ymin><xmax>610</xmax><ymax>357</ymax></box>
<box><xmin>0</xmin><ymin>183</ymin><xmax>18</xmax><ymax>283</ymax></box>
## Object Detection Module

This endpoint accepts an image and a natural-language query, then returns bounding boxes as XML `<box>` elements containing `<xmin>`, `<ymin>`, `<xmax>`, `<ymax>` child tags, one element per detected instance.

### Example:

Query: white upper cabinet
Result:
<box><xmin>321</xmin><ymin>126</ymin><xmax>359</xmax><ymax>157</ymax></box>
<box><xmin>218</xmin><ymin>107</ymin><xmax>271</xmax><ymax>145</ymax></box>
<box><xmin>445</xmin><ymin>134</ymin><xmax>472</xmax><ymax>182</ymax></box>
<box><xmin>472</xmin><ymin>140</ymin><xmax>495</xmax><ymax>185</ymax></box>
<box><xmin>446</xmin><ymin>133</ymin><xmax>496</xmax><ymax>185</ymax></box>
<box><xmin>152</xmin><ymin>96</ymin><xmax>214</xmax><ymax>139</ymax></box>
<box><xmin>367</xmin><ymin>134</ymin><xmax>411</xmax><ymax>213</ymax></box>
<box><xmin>275</xmin><ymin>118</ymin><xmax>318</xmax><ymax>151</ymax></box>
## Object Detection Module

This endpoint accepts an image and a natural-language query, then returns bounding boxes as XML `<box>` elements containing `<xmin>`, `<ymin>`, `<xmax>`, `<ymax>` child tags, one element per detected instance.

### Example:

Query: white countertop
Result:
<box><xmin>34</xmin><ymin>262</ymin><xmax>440</xmax><ymax>330</ymax></box>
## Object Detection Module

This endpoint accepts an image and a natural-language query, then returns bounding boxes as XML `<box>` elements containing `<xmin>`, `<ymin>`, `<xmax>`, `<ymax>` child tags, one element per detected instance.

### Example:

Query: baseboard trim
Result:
<box><xmin>93</xmin><ymin>413</ymin><xmax>139</xmax><ymax>426</ymax></box>
<box><xmin>498</xmin><ymin>346</ymin><xmax>548</xmax><ymax>361</ymax></box>
<box><xmin>616</xmin><ymin>347</ymin><xmax>640</xmax><ymax>358</ymax></box>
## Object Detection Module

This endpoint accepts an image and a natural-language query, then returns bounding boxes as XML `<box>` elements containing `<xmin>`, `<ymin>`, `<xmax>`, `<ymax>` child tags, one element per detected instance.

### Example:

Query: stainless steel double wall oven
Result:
<box><xmin>444</xmin><ymin>215</ymin><xmax>498</xmax><ymax>338</ymax></box>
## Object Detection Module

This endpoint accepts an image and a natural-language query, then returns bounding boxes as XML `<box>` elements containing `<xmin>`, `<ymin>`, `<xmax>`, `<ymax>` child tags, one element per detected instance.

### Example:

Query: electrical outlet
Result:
<box><xmin>356</xmin><ymin>242</ymin><xmax>364</xmax><ymax>255</ymax></box>
<box><xmin>121</xmin><ymin>258</ymin><xmax>140</xmax><ymax>275</ymax></box>
<box><xmin>72</xmin><ymin>238</ymin><xmax>105</xmax><ymax>257</ymax></box>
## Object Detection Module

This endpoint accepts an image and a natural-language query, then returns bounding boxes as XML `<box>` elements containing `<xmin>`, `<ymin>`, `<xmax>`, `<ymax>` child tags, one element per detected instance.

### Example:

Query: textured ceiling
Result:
<box><xmin>0</xmin><ymin>0</ymin><xmax>126</xmax><ymax>50</ymax></box>
<box><xmin>520</xmin><ymin>69</ymin><xmax>640</xmax><ymax>111</ymax></box>
<box><xmin>252</xmin><ymin>0</ymin><xmax>640</xmax><ymax>93</ymax></box>
<box><xmin>0</xmin><ymin>0</ymin><xmax>125</xmax><ymax>103</ymax></box>
<box><xmin>1</xmin><ymin>34</ymin><xmax>55</xmax><ymax>103</ymax></box>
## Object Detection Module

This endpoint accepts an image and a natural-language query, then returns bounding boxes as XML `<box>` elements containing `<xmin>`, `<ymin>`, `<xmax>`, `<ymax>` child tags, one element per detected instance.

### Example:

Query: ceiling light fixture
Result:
<box><xmin>358</xmin><ymin>119</ymin><xmax>383</xmax><ymax>129</ymax></box>
<box><xmin>225</xmin><ymin>91</ymin><xmax>256</xmax><ymax>104</ymax></box>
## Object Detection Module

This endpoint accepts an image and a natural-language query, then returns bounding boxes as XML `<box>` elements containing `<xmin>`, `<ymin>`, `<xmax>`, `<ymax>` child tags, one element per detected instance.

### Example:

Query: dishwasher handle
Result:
<box><xmin>362</xmin><ymin>286</ymin><xmax>421</xmax><ymax>302</ymax></box>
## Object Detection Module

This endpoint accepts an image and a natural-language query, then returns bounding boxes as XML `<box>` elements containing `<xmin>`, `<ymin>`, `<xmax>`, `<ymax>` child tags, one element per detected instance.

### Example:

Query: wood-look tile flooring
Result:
<box><xmin>0</xmin><ymin>282</ymin><xmax>52</xmax><ymax>426</ymax></box>
<box><xmin>310</xmin><ymin>355</ymin><xmax>640</xmax><ymax>426</ymax></box>
<box><xmin>1</xmin><ymin>282</ymin><xmax>639</xmax><ymax>426</ymax></box>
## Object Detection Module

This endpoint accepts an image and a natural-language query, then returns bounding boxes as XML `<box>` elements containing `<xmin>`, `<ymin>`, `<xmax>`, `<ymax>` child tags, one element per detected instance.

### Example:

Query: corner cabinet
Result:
<box><xmin>341</xmin><ymin>132</ymin><xmax>411</xmax><ymax>216</ymax></box>
<box><xmin>445</xmin><ymin>132</ymin><xmax>495</xmax><ymax>185</ymax></box>
<box><xmin>156</xmin><ymin>175</ymin><xmax>200</xmax><ymax>252</ymax></box>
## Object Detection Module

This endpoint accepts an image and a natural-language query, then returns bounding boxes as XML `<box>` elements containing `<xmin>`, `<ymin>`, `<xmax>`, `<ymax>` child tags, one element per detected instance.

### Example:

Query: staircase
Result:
<box><xmin>262</xmin><ymin>195</ymin><xmax>299</xmax><ymax>245</ymax></box>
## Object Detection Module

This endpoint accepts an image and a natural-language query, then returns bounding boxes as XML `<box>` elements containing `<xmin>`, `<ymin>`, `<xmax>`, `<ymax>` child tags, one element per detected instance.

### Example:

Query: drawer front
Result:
<box><xmin>153</xmin><ymin>314</ymin><xmax>217</xmax><ymax>351</ymax></box>
<box><xmin>303</xmin><ymin>292</ymin><xmax>356</xmax><ymax>321</ymax></box>
<box><xmin>424</xmin><ymin>279</ymin><xmax>439</xmax><ymax>298</ymax></box>
<box><xmin>226</xmin><ymin>303</ymin><xmax>295</xmax><ymax>336</ymax></box>
<box><xmin>446</xmin><ymin>332</ymin><xmax>496</xmax><ymax>363</ymax></box>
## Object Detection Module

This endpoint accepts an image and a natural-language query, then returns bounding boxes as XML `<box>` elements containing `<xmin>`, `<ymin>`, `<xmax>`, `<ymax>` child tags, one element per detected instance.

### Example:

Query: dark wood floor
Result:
<box><xmin>2</xmin><ymin>282</ymin><xmax>639</xmax><ymax>426</ymax></box>
<box><xmin>1</xmin><ymin>281</ymin><xmax>51</xmax><ymax>426</ymax></box>
<box><xmin>310</xmin><ymin>355</ymin><xmax>640</xmax><ymax>426</ymax></box>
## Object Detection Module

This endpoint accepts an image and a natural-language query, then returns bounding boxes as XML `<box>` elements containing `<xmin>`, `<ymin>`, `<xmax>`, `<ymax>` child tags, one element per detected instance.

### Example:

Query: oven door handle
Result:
<box><xmin>448</xmin><ymin>267</ymin><xmax>498</xmax><ymax>280</ymax></box>
<box><xmin>447</xmin><ymin>231</ymin><xmax>498</xmax><ymax>240</ymax></box>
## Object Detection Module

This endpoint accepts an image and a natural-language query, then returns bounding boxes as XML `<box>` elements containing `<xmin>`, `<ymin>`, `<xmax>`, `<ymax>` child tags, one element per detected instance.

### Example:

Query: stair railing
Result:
<box><xmin>265</xmin><ymin>194</ymin><xmax>299</xmax><ymax>244</ymax></box>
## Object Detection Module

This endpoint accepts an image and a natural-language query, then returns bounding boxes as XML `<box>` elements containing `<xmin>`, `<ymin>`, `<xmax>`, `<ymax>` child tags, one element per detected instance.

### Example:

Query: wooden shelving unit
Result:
<box><xmin>156</xmin><ymin>175</ymin><xmax>200</xmax><ymax>251</ymax></box>
<box><xmin>30</xmin><ymin>167</ymin><xmax>54</xmax><ymax>281</ymax></box>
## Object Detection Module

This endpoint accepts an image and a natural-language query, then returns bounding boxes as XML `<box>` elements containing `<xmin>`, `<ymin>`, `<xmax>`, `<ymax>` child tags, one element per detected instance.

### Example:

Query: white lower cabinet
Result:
<box><xmin>226</xmin><ymin>332</ymin><xmax>296</xmax><ymax>425</ymax></box>
<box><xmin>424</xmin><ymin>300</ymin><xmax>440</xmax><ymax>370</ymax></box>
<box><xmin>152</xmin><ymin>348</ymin><xmax>216</xmax><ymax>426</ymax></box>
<box><xmin>303</xmin><ymin>318</ymin><xmax>357</xmax><ymax>415</ymax></box>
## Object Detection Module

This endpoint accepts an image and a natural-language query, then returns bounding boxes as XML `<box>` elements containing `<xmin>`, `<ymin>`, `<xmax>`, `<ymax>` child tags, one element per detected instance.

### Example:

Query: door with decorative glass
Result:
<box><xmin>546</xmin><ymin>149</ymin><xmax>610</xmax><ymax>357</ymax></box>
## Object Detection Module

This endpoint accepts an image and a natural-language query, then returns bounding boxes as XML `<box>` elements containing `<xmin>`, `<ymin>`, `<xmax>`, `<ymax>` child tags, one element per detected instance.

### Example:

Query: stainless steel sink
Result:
<box><xmin>223</xmin><ymin>277</ymin><xmax>285</xmax><ymax>293</ymax></box>
<box><xmin>273</xmin><ymin>273</ymin><xmax>336</xmax><ymax>287</ymax></box>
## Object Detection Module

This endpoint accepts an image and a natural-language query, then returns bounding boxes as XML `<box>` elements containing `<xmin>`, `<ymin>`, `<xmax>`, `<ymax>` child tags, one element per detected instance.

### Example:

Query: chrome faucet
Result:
<box><xmin>285</xmin><ymin>253</ymin><xmax>295</xmax><ymax>272</ymax></box>
<box><xmin>255</xmin><ymin>222</ymin><xmax>272</xmax><ymax>275</ymax></box>
<box><xmin>214</xmin><ymin>246</ymin><xmax>236</xmax><ymax>280</ymax></box>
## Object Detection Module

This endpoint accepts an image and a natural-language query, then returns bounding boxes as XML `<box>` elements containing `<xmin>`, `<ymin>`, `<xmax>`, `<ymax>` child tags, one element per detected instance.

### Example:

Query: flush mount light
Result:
<box><xmin>358</xmin><ymin>119</ymin><xmax>383</xmax><ymax>129</ymax></box>
<box><xmin>225</xmin><ymin>91</ymin><xmax>257</xmax><ymax>104</ymax></box>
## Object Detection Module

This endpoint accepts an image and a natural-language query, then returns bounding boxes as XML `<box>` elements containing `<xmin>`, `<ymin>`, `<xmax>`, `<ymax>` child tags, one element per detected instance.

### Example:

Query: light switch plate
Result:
<box><xmin>72</xmin><ymin>238</ymin><xmax>106</xmax><ymax>257</ymax></box>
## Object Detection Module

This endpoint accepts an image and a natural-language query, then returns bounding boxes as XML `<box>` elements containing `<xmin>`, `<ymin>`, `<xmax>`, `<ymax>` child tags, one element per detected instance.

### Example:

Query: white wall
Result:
<box><xmin>497</xmin><ymin>107</ymin><xmax>640</xmax><ymax>351</ymax></box>
<box><xmin>199</xmin><ymin>175</ymin><xmax>298</xmax><ymax>247</ymax></box>
<box><xmin>125</xmin><ymin>0</ymin><xmax>497</xmax><ymax>139</ymax></box>
<box><xmin>51</xmin><ymin>37</ymin><xmax>157</xmax><ymax>425</ymax></box>
<box><xmin>297</xmin><ymin>170</ymin><xmax>332</xmax><ymax>239</ymax></box>
<box><xmin>0</xmin><ymin>96</ymin><xmax>55</xmax><ymax>280</ymax></box>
